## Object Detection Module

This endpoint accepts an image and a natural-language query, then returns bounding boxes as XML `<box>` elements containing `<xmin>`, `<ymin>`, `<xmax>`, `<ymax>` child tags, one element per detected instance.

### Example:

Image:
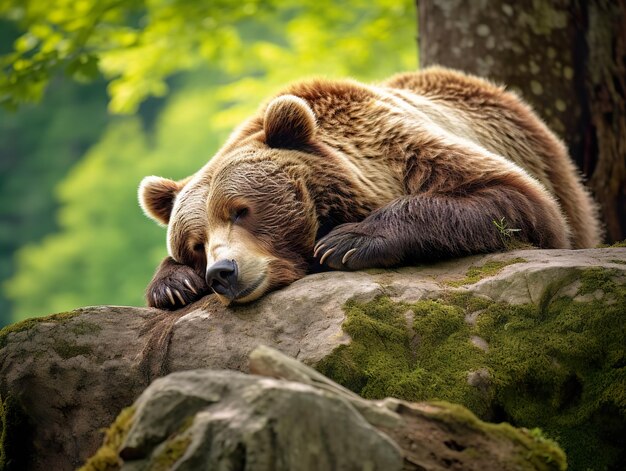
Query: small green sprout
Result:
<box><xmin>493</xmin><ymin>217</ymin><xmax>521</xmax><ymax>247</ymax></box>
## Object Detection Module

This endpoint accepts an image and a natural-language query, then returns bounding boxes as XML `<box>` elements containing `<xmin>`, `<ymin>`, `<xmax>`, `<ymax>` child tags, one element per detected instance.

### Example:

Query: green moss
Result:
<box><xmin>610</xmin><ymin>259</ymin><xmax>626</xmax><ymax>265</ymax></box>
<box><xmin>598</xmin><ymin>239</ymin><xmax>626</xmax><ymax>248</ymax></box>
<box><xmin>0</xmin><ymin>311</ymin><xmax>82</xmax><ymax>349</ymax></box>
<box><xmin>317</xmin><ymin>268</ymin><xmax>626</xmax><ymax>470</ymax></box>
<box><xmin>149</xmin><ymin>436</ymin><xmax>192</xmax><ymax>471</ymax></box>
<box><xmin>0</xmin><ymin>395</ymin><xmax>32</xmax><ymax>471</ymax></box>
<box><xmin>69</xmin><ymin>320</ymin><xmax>102</xmax><ymax>336</ymax></box>
<box><xmin>79</xmin><ymin>411</ymin><xmax>193</xmax><ymax>471</ymax></box>
<box><xmin>316</xmin><ymin>297</ymin><xmax>418</xmax><ymax>399</ymax></box>
<box><xmin>446</xmin><ymin>258</ymin><xmax>527</xmax><ymax>287</ymax></box>
<box><xmin>0</xmin><ymin>311</ymin><xmax>98</xmax><ymax>360</ymax></box>
<box><xmin>317</xmin><ymin>295</ymin><xmax>493</xmax><ymax>416</ymax></box>
<box><xmin>424</xmin><ymin>401</ymin><xmax>566</xmax><ymax>470</ymax></box>
<box><xmin>78</xmin><ymin>406</ymin><xmax>135</xmax><ymax>471</ymax></box>
<box><xmin>597</xmin><ymin>239</ymin><xmax>626</xmax><ymax>248</ymax></box>
<box><xmin>577</xmin><ymin>267</ymin><xmax>618</xmax><ymax>295</ymax></box>
<box><xmin>147</xmin><ymin>415</ymin><xmax>194</xmax><ymax>471</ymax></box>
<box><xmin>52</xmin><ymin>339</ymin><xmax>92</xmax><ymax>359</ymax></box>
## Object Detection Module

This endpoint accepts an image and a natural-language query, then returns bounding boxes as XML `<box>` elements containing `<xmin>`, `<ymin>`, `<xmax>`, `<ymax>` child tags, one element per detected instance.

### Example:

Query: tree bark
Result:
<box><xmin>417</xmin><ymin>0</ymin><xmax>626</xmax><ymax>242</ymax></box>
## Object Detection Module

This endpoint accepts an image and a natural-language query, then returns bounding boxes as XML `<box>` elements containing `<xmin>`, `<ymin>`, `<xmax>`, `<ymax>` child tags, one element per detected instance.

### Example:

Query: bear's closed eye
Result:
<box><xmin>232</xmin><ymin>207</ymin><xmax>249</xmax><ymax>223</ymax></box>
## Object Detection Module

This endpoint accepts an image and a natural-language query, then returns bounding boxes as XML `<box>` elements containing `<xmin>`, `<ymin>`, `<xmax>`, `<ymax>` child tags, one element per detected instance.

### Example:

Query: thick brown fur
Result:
<box><xmin>139</xmin><ymin>67</ymin><xmax>602</xmax><ymax>309</ymax></box>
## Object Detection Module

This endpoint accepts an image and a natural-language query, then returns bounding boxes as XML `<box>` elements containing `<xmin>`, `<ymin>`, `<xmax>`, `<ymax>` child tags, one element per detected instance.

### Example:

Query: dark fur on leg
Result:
<box><xmin>146</xmin><ymin>257</ymin><xmax>208</xmax><ymax>309</ymax></box>
<box><xmin>315</xmin><ymin>185</ymin><xmax>569</xmax><ymax>270</ymax></box>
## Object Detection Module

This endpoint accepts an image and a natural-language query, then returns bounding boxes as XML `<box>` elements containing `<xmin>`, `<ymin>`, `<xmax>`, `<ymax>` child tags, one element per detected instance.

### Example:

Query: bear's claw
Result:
<box><xmin>146</xmin><ymin>259</ymin><xmax>208</xmax><ymax>310</ymax></box>
<box><xmin>314</xmin><ymin>222</ymin><xmax>394</xmax><ymax>270</ymax></box>
<box><xmin>341</xmin><ymin>248</ymin><xmax>358</xmax><ymax>264</ymax></box>
<box><xmin>183</xmin><ymin>279</ymin><xmax>197</xmax><ymax>294</ymax></box>
<box><xmin>313</xmin><ymin>243</ymin><xmax>326</xmax><ymax>258</ymax></box>
<box><xmin>318</xmin><ymin>247</ymin><xmax>336</xmax><ymax>265</ymax></box>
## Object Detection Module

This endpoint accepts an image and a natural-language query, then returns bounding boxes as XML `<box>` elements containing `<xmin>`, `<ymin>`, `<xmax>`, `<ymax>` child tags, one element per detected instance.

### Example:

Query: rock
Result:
<box><xmin>79</xmin><ymin>347</ymin><xmax>565</xmax><ymax>471</ymax></box>
<box><xmin>93</xmin><ymin>370</ymin><xmax>402</xmax><ymax>471</ymax></box>
<box><xmin>0</xmin><ymin>248</ymin><xmax>624</xmax><ymax>470</ymax></box>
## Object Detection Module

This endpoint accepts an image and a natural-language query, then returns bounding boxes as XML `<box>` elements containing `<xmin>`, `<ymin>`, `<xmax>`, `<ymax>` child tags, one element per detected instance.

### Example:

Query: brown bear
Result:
<box><xmin>139</xmin><ymin>67</ymin><xmax>602</xmax><ymax>309</ymax></box>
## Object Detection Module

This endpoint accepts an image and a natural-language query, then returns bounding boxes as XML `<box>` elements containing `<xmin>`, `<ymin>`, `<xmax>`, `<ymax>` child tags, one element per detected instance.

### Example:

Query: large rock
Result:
<box><xmin>79</xmin><ymin>347</ymin><xmax>565</xmax><ymax>471</ymax></box>
<box><xmin>102</xmin><ymin>369</ymin><xmax>403</xmax><ymax>471</ymax></box>
<box><xmin>0</xmin><ymin>248</ymin><xmax>624</xmax><ymax>470</ymax></box>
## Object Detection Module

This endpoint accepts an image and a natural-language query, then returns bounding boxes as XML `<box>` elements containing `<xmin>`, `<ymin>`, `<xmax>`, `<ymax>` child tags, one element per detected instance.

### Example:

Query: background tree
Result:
<box><xmin>417</xmin><ymin>0</ymin><xmax>626</xmax><ymax>243</ymax></box>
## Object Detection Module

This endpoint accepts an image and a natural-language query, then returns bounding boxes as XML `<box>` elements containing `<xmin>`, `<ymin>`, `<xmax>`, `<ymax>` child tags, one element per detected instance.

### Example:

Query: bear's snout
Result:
<box><xmin>206</xmin><ymin>259</ymin><xmax>239</xmax><ymax>300</ymax></box>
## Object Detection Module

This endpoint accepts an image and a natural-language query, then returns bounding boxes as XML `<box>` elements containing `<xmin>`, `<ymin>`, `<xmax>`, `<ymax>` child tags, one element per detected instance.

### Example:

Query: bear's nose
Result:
<box><xmin>206</xmin><ymin>259</ymin><xmax>238</xmax><ymax>299</ymax></box>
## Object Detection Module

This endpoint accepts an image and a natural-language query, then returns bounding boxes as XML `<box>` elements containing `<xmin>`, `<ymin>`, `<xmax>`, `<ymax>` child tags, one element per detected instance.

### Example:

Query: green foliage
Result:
<box><xmin>317</xmin><ymin>268</ymin><xmax>626</xmax><ymax>470</ymax></box>
<box><xmin>4</xmin><ymin>111</ymin><xmax>219</xmax><ymax>320</ymax></box>
<box><xmin>493</xmin><ymin>217</ymin><xmax>520</xmax><ymax>240</ymax></box>
<box><xmin>1</xmin><ymin>0</ymin><xmax>416</xmax><ymax>113</ymax></box>
<box><xmin>0</xmin><ymin>73</ymin><xmax>109</xmax><ymax>325</ymax></box>
<box><xmin>2</xmin><ymin>0</ymin><xmax>416</xmax><ymax>323</ymax></box>
<box><xmin>492</xmin><ymin>217</ymin><xmax>533</xmax><ymax>250</ymax></box>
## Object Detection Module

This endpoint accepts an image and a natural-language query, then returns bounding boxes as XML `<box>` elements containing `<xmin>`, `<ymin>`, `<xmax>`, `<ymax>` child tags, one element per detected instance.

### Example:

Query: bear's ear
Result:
<box><xmin>264</xmin><ymin>95</ymin><xmax>316</xmax><ymax>149</ymax></box>
<box><xmin>138</xmin><ymin>176</ymin><xmax>183</xmax><ymax>226</ymax></box>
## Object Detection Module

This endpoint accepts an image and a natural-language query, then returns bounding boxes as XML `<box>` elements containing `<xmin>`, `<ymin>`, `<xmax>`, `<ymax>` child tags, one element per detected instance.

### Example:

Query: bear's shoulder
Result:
<box><xmin>383</xmin><ymin>67</ymin><xmax>506</xmax><ymax>102</ymax></box>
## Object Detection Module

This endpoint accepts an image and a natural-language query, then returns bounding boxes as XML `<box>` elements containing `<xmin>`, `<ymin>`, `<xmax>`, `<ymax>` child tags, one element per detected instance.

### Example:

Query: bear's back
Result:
<box><xmin>213</xmin><ymin>68</ymin><xmax>601</xmax><ymax>248</ymax></box>
<box><xmin>384</xmin><ymin>67</ymin><xmax>601</xmax><ymax>248</ymax></box>
<box><xmin>383</xmin><ymin>68</ymin><xmax>555</xmax><ymax>186</ymax></box>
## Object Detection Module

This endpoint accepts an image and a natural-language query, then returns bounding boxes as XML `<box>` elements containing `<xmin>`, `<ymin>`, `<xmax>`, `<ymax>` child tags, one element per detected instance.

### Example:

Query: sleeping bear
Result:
<box><xmin>139</xmin><ymin>67</ymin><xmax>602</xmax><ymax>309</ymax></box>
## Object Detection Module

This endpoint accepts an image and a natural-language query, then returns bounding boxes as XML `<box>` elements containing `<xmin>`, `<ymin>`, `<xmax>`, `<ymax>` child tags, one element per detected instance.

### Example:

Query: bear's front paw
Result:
<box><xmin>146</xmin><ymin>263</ymin><xmax>207</xmax><ymax>310</ymax></box>
<box><xmin>314</xmin><ymin>222</ymin><xmax>399</xmax><ymax>270</ymax></box>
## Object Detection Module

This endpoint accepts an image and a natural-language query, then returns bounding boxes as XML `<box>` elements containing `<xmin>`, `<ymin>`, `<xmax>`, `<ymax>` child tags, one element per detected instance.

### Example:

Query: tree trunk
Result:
<box><xmin>417</xmin><ymin>0</ymin><xmax>626</xmax><ymax>243</ymax></box>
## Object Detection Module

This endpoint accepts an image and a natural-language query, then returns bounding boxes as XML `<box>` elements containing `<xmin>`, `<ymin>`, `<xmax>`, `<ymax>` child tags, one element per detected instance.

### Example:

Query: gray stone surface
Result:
<box><xmin>467</xmin><ymin>249</ymin><xmax>626</xmax><ymax>304</ymax></box>
<box><xmin>0</xmin><ymin>248</ymin><xmax>623</xmax><ymax>470</ymax></box>
<box><xmin>83</xmin><ymin>347</ymin><xmax>566</xmax><ymax>471</ymax></box>
<box><xmin>117</xmin><ymin>369</ymin><xmax>402</xmax><ymax>471</ymax></box>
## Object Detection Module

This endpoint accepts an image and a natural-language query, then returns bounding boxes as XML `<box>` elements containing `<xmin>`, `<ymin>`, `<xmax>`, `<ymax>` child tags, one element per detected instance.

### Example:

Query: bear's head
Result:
<box><xmin>139</xmin><ymin>95</ymin><xmax>323</xmax><ymax>305</ymax></box>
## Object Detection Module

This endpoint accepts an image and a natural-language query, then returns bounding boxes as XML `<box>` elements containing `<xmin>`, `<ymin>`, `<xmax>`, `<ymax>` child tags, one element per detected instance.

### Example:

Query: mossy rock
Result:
<box><xmin>79</xmin><ymin>407</ymin><xmax>135</xmax><ymax>471</ymax></box>
<box><xmin>419</xmin><ymin>401</ymin><xmax>566</xmax><ymax>471</ymax></box>
<box><xmin>0</xmin><ymin>249</ymin><xmax>622</xmax><ymax>470</ymax></box>
<box><xmin>317</xmin><ymin>268</ymin><xmax>626</xmax><ymax>470</ymax></box>
<box><xmin>82</xmin><ymin>366</ymin><xmax>567</xmax><ymax>471</ymax></box>
<box><xmin>0</xmin><ymin>310</ymin><xmax>85</xmax><ymax>350</ymax></box>
<box><xmin>445</xmin><ymin>257</ymin><xmax>527</xmax><ymax>287</ymax></box>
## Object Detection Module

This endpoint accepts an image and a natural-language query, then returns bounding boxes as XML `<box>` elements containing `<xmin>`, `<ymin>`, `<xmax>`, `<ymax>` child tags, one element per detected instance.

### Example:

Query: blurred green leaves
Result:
<box><xmin>4</xmin><ymin>86</ymin><xmax>226</xmax><ymax>320</ymax></box>
<box><xmin>2</xmin><ymin>0</ymin><xmax>416</xmax><ymax>322</ymax></box>
<box><xmin>0</xmin><ymin>0</ymin><xmax>138</xmax><ymax>108</ymax></box>
<box><xmin>1</xmin><ymin>0</ymin><xmax>415</xmax><ymax>113</ymax></box>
